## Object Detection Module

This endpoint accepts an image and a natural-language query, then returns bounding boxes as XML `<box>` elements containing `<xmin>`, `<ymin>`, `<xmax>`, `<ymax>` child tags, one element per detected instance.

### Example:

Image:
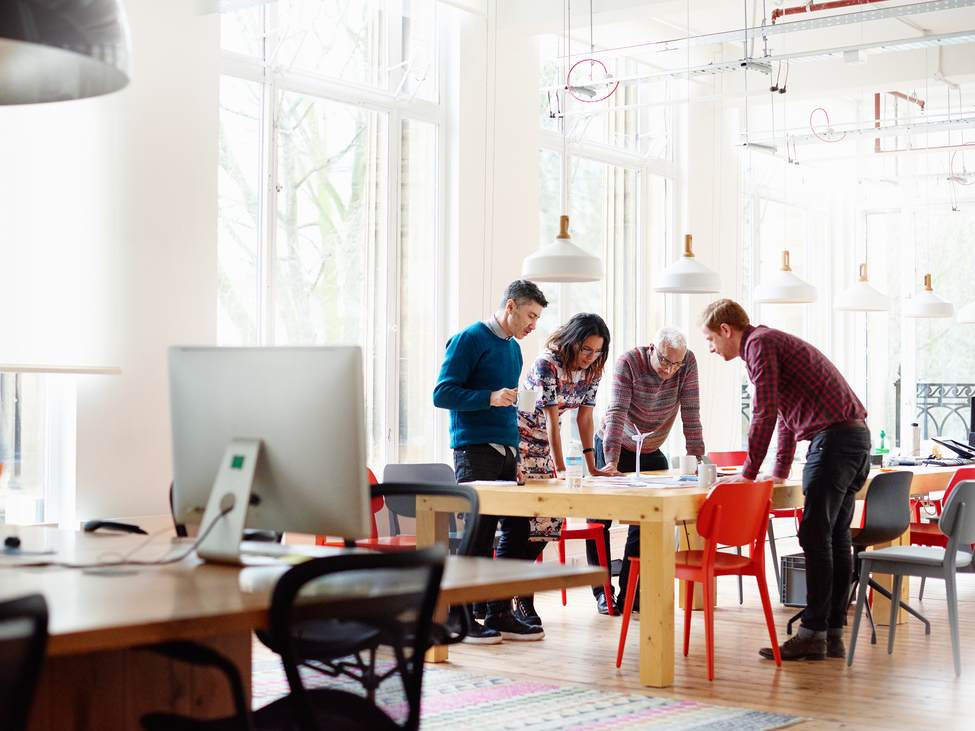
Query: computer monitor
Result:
<box><xmin>169</xmin><ymin>346</ymin><xmax>372</xmax><ymax>563</ymax></box>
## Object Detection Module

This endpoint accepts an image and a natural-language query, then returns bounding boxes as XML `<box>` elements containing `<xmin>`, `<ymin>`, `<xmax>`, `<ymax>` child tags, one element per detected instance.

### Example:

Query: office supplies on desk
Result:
<box><xmin>923</xmin><ymin>457</ymin><xmax>975</xmax><ymax>467</ymax></box>
<box><xmin>891</xmin><ymin>457</ymin><xmax>925</xmax><ymax>466</ymax></box>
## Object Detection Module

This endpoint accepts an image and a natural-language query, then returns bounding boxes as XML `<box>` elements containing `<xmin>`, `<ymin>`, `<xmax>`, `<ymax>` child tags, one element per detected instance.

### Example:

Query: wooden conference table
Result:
<box><xmin>416</xmin><ymin>465</ymin><xmax>956</xmax><ymax>688</ymax></box>
<box><xmin>0</xmin><ymin>524</ymin><xmax>603</xmax><ymax>731</ymax></box>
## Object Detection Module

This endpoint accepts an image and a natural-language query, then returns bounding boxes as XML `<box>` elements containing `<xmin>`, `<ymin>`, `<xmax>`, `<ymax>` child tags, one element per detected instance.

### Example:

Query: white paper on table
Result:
<box><xmin>583</xmin><ymin>476</ymin><xmax>698</xmax><ymax>488</ymax></box>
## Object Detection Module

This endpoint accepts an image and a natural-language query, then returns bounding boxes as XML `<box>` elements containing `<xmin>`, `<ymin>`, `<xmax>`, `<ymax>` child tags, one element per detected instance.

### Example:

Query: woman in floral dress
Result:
<box><xmin>514</xmin><ymin>312</ymin><xmax>612</xmax><ymax>625</ymax></box>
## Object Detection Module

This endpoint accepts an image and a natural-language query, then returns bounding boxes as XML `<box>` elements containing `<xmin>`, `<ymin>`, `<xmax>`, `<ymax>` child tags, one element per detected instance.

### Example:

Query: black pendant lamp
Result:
<box><xmin>0</xmin><ymin>0</ymin><xmax>131</xmax><ymax>105</ymax></box>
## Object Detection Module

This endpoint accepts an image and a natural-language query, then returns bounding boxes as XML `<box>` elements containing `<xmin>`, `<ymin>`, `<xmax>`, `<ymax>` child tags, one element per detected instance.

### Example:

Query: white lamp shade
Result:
<box><xmin>753</xmin><ymin>251</ymin><xmax>817</xmax><ymax>303</ymax></box>
<box><xmin>903</xmin><ymin>274</ymin><xmax>954</xmax><ymax>318</ymax></box>
<box><xmin>958</xmin><ymin>301</ymin><xmax>975</xmax><ymax>323</ymax></box>
<box><xmin>651</xmin><ymin>234</ymin><xmax>722</xmax><ymax>293</ymax></box>
<box><xmin>522</xmin><ymin>215</ymin><xmax>603</xmax><ymax>283</ymax></box>
<box><xmin>834</xmin><ymin>264</ymin><xmax>891</xmax><ymax>311</ymax></box>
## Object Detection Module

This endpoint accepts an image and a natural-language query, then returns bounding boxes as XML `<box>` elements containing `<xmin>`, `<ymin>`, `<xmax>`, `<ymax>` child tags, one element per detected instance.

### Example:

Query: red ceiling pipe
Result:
<box><xmin>771</xmin><ymin>0</ymin><xmax>887</xmax><ymax>24</ymax></box>
<box><xmin>888</xmin><ymin>91</ymin><xmax>925</xmax><ymax>111</ymax></box>
<box><xmin>875</xmin><ymin>91</ymin><xmax>927</xmax><ymax>154</ymax></box>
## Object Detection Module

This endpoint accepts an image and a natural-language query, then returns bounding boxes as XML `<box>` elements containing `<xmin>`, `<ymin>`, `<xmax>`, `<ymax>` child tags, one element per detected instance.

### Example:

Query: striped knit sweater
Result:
<box><xmin>596</xmin><ymin>346</ymin><xmax>705</xmax><ymax>464</ymax></box>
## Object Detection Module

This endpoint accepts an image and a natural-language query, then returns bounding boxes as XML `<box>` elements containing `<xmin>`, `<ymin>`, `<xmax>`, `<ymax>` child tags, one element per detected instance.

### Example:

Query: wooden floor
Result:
<box><xmin>438</xmin><ymin>536</ymin><xmax>975</xmax><ymax>731</ymax></box>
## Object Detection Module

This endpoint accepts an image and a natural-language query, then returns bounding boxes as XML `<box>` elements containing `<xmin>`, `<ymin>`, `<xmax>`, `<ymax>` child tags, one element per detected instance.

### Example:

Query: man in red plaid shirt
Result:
<box><xmin>700</xmin><ymin>299</ymin><xmax>871</xmax><ymax>662</ymax></box>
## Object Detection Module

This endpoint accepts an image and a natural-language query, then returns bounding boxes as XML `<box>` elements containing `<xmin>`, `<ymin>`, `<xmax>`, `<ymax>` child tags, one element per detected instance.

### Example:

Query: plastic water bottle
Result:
<box><xmin>566</xmin><ymin>442</ymin><xmax>584</xmax><ymax>488</ymax></box>
<box><xmin>911</xmin><ymin>422</ymin><xmax>921</xmax><ymax>457</ymax></box>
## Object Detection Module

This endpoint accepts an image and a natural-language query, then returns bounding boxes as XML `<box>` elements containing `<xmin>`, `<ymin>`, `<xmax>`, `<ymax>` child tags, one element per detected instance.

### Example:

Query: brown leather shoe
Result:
<box><xmin>826</xmin><ymin>635</ymin><xmax>845</xmax><ymax>658</ymax></box>
<box><xmin>759</xmin><ymin>634</ymin><xmax>827</xmax><ymax>661</ymax></box>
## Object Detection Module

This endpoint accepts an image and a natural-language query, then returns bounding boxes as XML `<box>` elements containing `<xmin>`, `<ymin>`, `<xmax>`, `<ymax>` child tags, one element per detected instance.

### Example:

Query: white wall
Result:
<box><xmin>75</xmin><ymin>0</ymin><xmax>219</xmax><ymax>520</ymax></box>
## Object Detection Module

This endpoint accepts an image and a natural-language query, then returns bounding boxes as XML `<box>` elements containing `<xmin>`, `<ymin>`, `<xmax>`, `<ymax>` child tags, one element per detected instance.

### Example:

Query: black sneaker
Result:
<box><xmin>472</xmin><ymin>602</ymin><xmax>487</xmax><ymax>620</ymax></box>
<box><xmin>462</xmin><ymin>618</ymin><xmax>502</xmax><ymax>645</ymax></box>
<box><xmin>484</xmin><ymin>611</ymin><xmax>545</xmax><ymax>641</ymax></box>
<box><xmin>512</xmin><ymin>597</ymin><xmax>542</xmax><ymax>627</ymax></box>
<box><xmin>596</xmin><ymin>592</ymin><xmax>616</xmax><ymax>616</ymax></box>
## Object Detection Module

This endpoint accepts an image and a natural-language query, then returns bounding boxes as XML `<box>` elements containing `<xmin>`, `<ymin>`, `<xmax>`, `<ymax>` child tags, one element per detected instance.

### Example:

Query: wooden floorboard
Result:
<box><xmin>439</xmin><ymin>536</ymin><xmax>975</xmax><ymax>731</ymax></box>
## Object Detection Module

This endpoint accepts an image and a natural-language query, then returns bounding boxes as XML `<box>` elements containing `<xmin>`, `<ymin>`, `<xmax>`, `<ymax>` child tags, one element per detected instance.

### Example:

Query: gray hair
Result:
<box><xmin>653</xmin><ymin>326</ymin><xmax>687</xmax><ymax>352</ymax></box>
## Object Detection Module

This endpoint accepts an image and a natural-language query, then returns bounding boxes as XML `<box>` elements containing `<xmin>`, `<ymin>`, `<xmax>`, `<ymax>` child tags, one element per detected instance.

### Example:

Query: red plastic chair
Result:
<box><xmin>556</xmin><ymin>521</ymin><xmax>615</xmax><ymax>611</ymax></box>
<box><xmin>616</xmin><ymin>481</ymin><xmax>781</xmax><ymax>680</ymax></box>
<box><xmin>708</xmin><ymin>450</ymin><xmax>801</xmax><ymax>592</ymax></box>
<box><xmin>548</xmin><ymin>467</ymin><xmax>615</xmax><ymax>612</ymax></box>
<box><xmin>910</xmin><ymin>466</ymin><xmax>975</xmax><ymax>598</ymax></box>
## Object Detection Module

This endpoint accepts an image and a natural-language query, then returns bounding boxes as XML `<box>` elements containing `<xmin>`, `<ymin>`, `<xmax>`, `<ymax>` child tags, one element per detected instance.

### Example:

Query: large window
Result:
<box><xmin>219</xmin><ymin>1</ymin><xmax>443</xmax><ymax>466</ymax></box>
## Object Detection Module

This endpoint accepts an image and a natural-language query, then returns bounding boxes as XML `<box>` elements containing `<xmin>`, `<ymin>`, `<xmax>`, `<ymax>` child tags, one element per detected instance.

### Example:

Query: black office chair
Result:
<box><xmin>785</xmin><ymin>470</ymin><xmax>929</xmax><ymax>639</ymax></box>
<box><xmin>142</xmin><ymin>546</ymin><xmax>448</xmax><ymax>731</ymax></box>
<box><xmin>381</xmin><ymin>464</ymin><xmax>465</xmax><ymax>553</ymax></box>
<box><xmin>0</xmin><ymin>594</ymin><xmax>49</xmax><ymax>731</ymax></box>
<box><xmin>254</xmin><ymin>482</ymin><xmax>478</xmax><ymax>701</ymax></box>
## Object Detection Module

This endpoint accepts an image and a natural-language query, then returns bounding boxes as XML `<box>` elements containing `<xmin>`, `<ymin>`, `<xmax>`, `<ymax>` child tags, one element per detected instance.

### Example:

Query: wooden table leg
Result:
<box><xmin>639</xmin><ymin>519</ymin><xmax>674</xmax><ymax>687</ymax></box>
<box><xmin>418</xmin><ymin>505</ymin><xmax>454</xmax><ymax>662</ymax></box>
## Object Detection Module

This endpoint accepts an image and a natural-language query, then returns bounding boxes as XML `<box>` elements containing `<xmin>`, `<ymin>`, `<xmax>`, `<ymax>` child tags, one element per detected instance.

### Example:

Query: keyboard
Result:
<box><xmin>922</xmin><ymin>458</ymin><xmax>975</xmax><ymax>467</ymax></box>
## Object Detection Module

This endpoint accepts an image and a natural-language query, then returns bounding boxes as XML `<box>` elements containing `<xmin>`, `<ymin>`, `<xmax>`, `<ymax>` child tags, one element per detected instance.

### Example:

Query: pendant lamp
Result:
<box><xmin>958</xmin><ymin>301</ymin><xmax>975</xmax><ymax>323</ymax></box>
<box><xmin>753</xmin><ymin>251</ymin><xmax>817</xmax><ymax>303</ymax></box>
<box><xmin>521</xmin><ymin>215</ymin><xmax>603</xmax><ymax>283</ymax></box>
<box><xmin>903</xmin><ymin>274</ymin><xmax>954</xmax><ymax>318</ymax></box>
<box><xmin>834</xmin><ymin>263</ymin><xmax>891</xmax><ymax>311</ymax></box>
<box><xmin>652</xmin><ymin>234</ymin><xmax>722</xmax><ymax>293</ymax></box>
<box><xmin>0</xmin><ymin>0</ymin><xmax>131</xmax><ymax>105</ymax></box>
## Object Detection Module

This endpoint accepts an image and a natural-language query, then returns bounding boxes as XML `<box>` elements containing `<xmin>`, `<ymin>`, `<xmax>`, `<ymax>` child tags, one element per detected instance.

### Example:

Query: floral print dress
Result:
<box><xmin>517</xmin><ymin>350</ymin><xmax>601</xmax><ymax>540</ymax></box>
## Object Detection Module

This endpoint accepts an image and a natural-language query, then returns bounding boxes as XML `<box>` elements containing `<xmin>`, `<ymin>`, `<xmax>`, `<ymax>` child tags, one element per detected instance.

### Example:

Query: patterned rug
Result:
<box><xmin>252</xmin><ymin>658</ymin><xmax>805</xmax><ymax>730</ymax></box>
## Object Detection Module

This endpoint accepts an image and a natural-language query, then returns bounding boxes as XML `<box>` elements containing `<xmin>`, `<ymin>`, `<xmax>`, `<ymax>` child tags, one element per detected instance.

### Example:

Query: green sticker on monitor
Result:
<box><xmin>231</xmin><ymin>455</ymin><xmax>245</xmax><ymax>469</ymax></box>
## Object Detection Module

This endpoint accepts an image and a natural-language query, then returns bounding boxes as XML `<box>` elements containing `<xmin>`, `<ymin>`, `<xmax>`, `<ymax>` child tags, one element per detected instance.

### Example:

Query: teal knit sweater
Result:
<box><xmin>433</xmin><ymin>321</ymin><xmax>522</xmax><ymax>449</ymax></box>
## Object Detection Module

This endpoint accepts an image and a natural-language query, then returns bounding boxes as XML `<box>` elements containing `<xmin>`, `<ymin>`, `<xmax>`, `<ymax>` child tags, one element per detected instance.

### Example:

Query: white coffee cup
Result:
<box><xmin>516</xmin><ymin>388</ymin><xmax>539</xmax><ymax>412</ymax></box>
<box><xmin>698</xmin><ymin>463</ymin><xmax>717</xmax><ymax>488</ymax></box>
<box><xmin>679</xmin><ymin>455</ymin><xmax>697</xmax><ymax>475</ymax></box>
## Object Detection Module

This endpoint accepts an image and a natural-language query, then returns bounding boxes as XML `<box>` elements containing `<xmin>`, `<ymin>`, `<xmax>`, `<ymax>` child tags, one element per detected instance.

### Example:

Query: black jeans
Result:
<box><xmin>453</xmin><ymin>443</ymin><xmax>529</xmax><ymax>617</ymax></box>
<box><xmin>797</xmin><ymin>427</ymin><xmax>871</xmax><ymax>634</ymax></box>
<box><xmin>586</xmin><ymin>434</ymin><xmax>669</xmax><ymax>600</ymax></box>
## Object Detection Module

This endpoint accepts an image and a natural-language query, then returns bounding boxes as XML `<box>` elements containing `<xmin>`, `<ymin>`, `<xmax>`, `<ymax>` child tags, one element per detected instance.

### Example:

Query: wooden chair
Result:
<box><xmin>910</xmin><ymin>466</ymin><xmax>975</xmax><ymax>599</ymax></box>
<box><xmin>142</xmin><ymin>547</ymin><xmax>448</xmax><ymax>731</ymax></box>
<box><xmin>0</xmin><ymin>594</ymin><xmax>48</xmax><ymax>731</ymax></box>
<box><xmin>617</xmin><ymin>481</ymin><xmax>781</xmax><ymax>680</ymax></box>
<box><xmin>848</xmin><ymin>480</ymin><xmax>975</xmax><ymax>676</ymax></box>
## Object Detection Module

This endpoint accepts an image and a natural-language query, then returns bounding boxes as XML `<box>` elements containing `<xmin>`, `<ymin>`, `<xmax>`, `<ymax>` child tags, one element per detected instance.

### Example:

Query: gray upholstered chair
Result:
<box><xmin>847</xmin><ymin>479</ymin><xmax>975</xmax><ymax>676</ymax></box>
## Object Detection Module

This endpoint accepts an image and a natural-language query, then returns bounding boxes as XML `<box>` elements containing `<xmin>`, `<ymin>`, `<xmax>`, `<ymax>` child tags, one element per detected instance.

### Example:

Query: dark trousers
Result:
<box><xmin>586</xmin><ymin>435</ymin><xmax>669</xmax><ymax>600</ymax></box>
<box><xmin>798</xmin><ymin>427</ymin><xmax>871</xmax><ymax>634</ymax></box>
<box><xmin>453</xmin><ymin>443</ymin><xmax>529</xmax><ymax>616</ymax></box>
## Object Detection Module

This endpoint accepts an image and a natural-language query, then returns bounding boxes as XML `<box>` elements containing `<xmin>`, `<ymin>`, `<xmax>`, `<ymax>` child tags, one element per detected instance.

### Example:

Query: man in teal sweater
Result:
<box><xmin>434</xmin><ymin>280</ymin><xmax>548</xmax><ymax>643</ymax></box>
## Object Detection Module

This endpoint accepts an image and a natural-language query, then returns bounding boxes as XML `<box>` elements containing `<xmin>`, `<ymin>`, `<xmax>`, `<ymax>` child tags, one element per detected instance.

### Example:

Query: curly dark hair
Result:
<box><xmin>545</xmin><ymin>313</ymin><xmax>611</xmax><ymax>385</ymax></box>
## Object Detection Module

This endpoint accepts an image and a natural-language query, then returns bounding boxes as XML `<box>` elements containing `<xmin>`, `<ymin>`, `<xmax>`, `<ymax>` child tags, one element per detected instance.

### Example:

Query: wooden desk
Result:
<box><xmin>417</xmin><ymin>466</ymin><xmax>956</xmax><ymax>688</ymax></box>
<box><xmin>0</xmin><ymin>525</ymin><xmax>602</xmax><ymax>731</ymax></box>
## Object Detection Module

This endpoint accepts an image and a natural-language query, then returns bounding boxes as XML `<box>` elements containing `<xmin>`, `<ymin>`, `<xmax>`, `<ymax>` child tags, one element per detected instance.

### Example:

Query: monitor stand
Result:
<box><xmin>196</xmin><ymin>438</ymin><xmax>262</xmax><ymax>565</ymax></box>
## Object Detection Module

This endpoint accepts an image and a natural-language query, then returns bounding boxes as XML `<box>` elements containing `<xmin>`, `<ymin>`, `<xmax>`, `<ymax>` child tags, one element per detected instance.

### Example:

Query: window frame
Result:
<box><xmin>218</xmin><ymin>2</ymin><xmax>449</xmax><ymax>467</ymax></box>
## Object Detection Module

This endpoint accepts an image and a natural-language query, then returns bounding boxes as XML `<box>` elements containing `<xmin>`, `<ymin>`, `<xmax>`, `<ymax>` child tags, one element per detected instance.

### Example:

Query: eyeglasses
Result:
<box><xmin>654</xmin><ymin>349</ymin><xmax>685</xmax><ymax>370</ymax></box>
<box><xmin>580</xmin><ymin>346</ymin><xmax>604</xmax><ymax>357</ymax></box>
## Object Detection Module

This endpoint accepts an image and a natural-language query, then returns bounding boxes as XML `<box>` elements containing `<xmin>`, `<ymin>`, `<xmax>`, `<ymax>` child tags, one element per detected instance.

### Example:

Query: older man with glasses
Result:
<box><xmin>585</xmin><ymin>325</ymin><xmax>705</xmax><ymax>615</ymax></box>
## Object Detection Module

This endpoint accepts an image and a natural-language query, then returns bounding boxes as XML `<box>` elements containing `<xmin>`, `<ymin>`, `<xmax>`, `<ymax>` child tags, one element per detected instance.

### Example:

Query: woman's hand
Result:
<box><xmin>591</xmin><ymin>463</ymin><xmax>624</xmax><ymax>477</ymax></box>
